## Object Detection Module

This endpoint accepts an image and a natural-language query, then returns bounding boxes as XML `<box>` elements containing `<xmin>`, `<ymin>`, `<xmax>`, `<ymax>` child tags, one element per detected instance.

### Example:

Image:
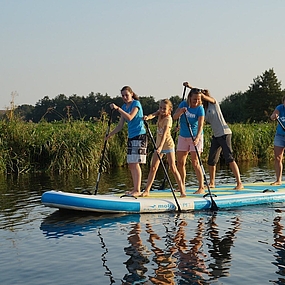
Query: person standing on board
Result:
<box><xmin>141</xmin><ymin>99</ymin><xmax>186</xmax><ymax>197</ymax></box>
<box><xmin>183</xmin><ymin>82</ymin><xmax>243</xmax><ymax>190</ymax></box>
<box><xmin>270</xmin><ymin>96</ymin><xmax>285</xmax><ymax>185</ymax></box>
<box><xmin>173</xmin><ymin>88</ymin><xmax>205</xmax><ymax>194</ymax></box>
<box><xmin>106</xmin><ymin>86</ymin><xmax>147</xmax><ymax>196</ymax></box>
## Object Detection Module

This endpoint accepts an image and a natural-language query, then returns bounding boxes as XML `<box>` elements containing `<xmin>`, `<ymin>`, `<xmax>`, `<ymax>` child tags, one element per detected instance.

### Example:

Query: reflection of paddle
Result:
<box><xmin>183</xmin><ymin>113</ymin><xmax>219</xmax><ymax>211</ymax></box>
<box><xmin>277</xmin><ymin>116</ymin><xmax>285</xmax><ymax>131</ymax></box>
<box><xmin>144</xmin><ymin>121</ymin><xmax>181</xmax><ymax>212</ymax></box>
<box><xmin>94</xmin><ymin>109</ymin><xmax>114</xmax><ymax>195</ymax></box>
<box><xmin>159</xmin><ymin>86</ymin><xmax>187</xmax><ymax>190</ymax></box>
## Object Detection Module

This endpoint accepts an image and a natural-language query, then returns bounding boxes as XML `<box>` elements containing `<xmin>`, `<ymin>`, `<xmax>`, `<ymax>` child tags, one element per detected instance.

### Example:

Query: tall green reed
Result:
<box><xmin>0</xmin><ymin>119</ymin><xmax>277</xmax><ymax>175</ymax></box>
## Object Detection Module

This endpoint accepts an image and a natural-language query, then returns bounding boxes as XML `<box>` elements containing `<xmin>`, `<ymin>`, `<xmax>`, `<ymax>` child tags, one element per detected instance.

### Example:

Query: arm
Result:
<box><xmin>193</xmin><ymin>115</ymin><xmax>204</xmax><ymax>146</ymax></box>
<box><xmin>173</xmin><ymin>107</ymin><xmax>186</xmax><ymax>120</ymax></box>
<box><xmin>144</xmin><ymin>110</ymin><xmax>160</xmax><ymax>121</ymax></box>
<box><xmin>110</xmin><ymin>103</ymin><xmax>139</xmax><ymax>122</ymax></box>
<box><xmin>201</xmin><ymin>93</ymin><xmax>216</xmax><ymax>104</ymax></box>
<box><xmin>270</xmin><ymin>108</ymin><xmax>279</xmax><ymax>120</ymax></box>
<box><xmin>106</xmin><ymin>116</ymin><xmax>124</xmax><ymax>139</ymax></box>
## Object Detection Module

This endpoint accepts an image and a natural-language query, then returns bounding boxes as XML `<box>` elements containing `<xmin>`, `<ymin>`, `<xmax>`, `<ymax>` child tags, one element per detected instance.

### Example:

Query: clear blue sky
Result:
<box><xmin>1</xmin><ymin>0</ymin><xmax>284</xmax><ymax>109</ymax></box>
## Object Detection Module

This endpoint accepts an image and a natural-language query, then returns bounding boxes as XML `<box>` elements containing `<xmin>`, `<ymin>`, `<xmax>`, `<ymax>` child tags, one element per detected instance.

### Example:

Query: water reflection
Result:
<box><xmin>205</xmin><ymin>214</ymin><xmax>241</xmax><ymax>281</ymax></box>
<box><xmin>40</xmin><ymin>211</ymin><xmax>242</xmax><ymax>284</ymax></box>
<box><xmin>98</xmin><ymin>227</ymin><xmax>116</xmax><ymax>284</ymax></box>
<box><xmin>174</xmin><ymin>217</ymin><xmax>209</xmax><ymax>284</ymax></box>
<box><xmin>122</xmin><ymin>223</ymin><xmax>149</xmax><ymax>284</ymax></box>
<box><xmin>271</xmin><ymin>214</ymin><xmax>285</xmax><ymax>284</ymax></box>
<box><xmin>0</xmin><ymin>163</ymin><xmax>280</xmax><ymax>285</ymax></box>
<box><xmin>40</xmin><ymin>211</ymin><xmax>140</xmax><ymax>238</ymax></box>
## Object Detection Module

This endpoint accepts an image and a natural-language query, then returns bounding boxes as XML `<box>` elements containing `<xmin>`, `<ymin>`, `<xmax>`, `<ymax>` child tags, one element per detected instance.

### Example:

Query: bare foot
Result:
<box><xmin>180</xmin><ymin>193</ymin><xmax>187</xmax><ymax>198</ymax></box>
<box><xmin>209</xmin><ymin>184</ymin><xmax>215</xmax><ymax>188</ymax></box>
<box><xmin>194</xmin><ymin>188</ymin><xmax>205</xmax><ymax>194</ymax></box>
<box><xmin>125</xmin><ymin>190</ymin><xmax>141</xmax><ymax>197</ymax></box>
<box><xmin>140</xmin><ymin>191</ymin><xmax>150</xmax><ymax>197</ymax></box>
<box><xmin>270</xmin><ymin>181</ymin><xmax>282</xmax><ymax>186</ymax></box>
<box><xmin>234</xmin><ymin>184</ymin><xmax>244</xmax><ymax>190</ymax></box>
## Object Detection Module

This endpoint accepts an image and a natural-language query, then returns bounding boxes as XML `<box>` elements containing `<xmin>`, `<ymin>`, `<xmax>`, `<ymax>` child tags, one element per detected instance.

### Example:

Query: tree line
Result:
<box><xmin>5</xmin><ymin>68</ymin><xmax>285</xmax><ymax>123</ymax></box>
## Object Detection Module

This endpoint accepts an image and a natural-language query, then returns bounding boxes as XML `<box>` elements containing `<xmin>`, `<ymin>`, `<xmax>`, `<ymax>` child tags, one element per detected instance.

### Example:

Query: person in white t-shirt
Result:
<box><xmin>183</xmin><ymin>82</ymin><xmax>243</xmax><ymax>190</ymax></box>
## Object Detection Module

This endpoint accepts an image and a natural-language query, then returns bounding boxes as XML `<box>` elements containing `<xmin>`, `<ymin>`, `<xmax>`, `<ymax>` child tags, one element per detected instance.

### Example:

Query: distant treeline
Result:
<box><xmin>2</xmin><ymin>68</ymin><xmax>285</xmax><ymax>124</ymax></box>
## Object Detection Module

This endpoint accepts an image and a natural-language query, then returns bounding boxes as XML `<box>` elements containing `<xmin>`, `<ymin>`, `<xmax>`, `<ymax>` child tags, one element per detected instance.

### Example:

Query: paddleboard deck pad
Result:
<box><xmin>41</xmin><ymin>182</ymin><xmax>285</xmax><ymax>213</ymax></box>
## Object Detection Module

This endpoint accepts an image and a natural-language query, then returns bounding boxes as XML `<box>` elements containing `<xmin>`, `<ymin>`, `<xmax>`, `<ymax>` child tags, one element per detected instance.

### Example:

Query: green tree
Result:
<box><xmin>220</xmin><ymin>91</ymin><xmax>247</xmax><ymax>123</ymax></box>
<box><xmin>245</xmin><ymin>68</ymin><xmax>282</xmax><ymax>122</ymax></box>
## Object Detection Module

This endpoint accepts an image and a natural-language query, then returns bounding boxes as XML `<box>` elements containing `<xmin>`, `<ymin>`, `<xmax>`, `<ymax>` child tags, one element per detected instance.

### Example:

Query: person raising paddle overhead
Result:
<box><xmin>106</xmin><ymin>86</ymin><xmax>147</xmax><ymax>197</ymax></box>
<box><xmin>183</xmin><ymin>82</ymin><xmax>243</xmax><ymax>190</ymax></box>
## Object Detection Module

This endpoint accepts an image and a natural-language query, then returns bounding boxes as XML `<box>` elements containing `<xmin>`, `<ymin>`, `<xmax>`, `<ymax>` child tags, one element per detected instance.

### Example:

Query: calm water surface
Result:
<box><xmin>1</xmin><ymin>163</ymin><xmax>285</xmax><ymax>284</ymax></box>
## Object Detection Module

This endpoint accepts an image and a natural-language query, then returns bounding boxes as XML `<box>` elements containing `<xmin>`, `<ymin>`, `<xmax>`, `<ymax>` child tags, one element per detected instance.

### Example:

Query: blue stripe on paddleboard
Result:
<box><xmin>42</xmin><ymin>191</ymin><xmax>141</xmax><ymax>212</ymax></box>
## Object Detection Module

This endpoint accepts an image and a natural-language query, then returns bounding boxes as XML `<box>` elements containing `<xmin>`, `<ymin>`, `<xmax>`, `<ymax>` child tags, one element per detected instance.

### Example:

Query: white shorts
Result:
<box><xmin>127</xmin><ymin>134</ymin><xmax>147</xmax><ymax>163</ymax></box>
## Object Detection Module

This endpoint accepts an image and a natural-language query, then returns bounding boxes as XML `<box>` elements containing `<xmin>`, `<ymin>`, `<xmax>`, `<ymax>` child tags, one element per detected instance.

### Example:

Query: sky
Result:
<box><xmin>1</xmin><ymin>0</ymin><xmax>285</xmax><ymax>110</ymax></box>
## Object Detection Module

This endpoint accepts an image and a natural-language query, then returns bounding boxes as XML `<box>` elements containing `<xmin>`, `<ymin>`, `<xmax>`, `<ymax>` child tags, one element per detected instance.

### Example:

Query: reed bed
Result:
<box><xmin>0</xmin><ymin>118</ymin><xmax>277</xmax><ymax>174</ymax></box>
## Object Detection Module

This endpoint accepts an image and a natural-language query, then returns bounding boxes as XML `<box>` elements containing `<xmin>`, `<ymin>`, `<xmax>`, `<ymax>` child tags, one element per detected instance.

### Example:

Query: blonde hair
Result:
<box><xmin>186</xmin><ymin>88</ymin><xmax>202</xmax><ymax>106</ymax></box>
<box><xmin>159</xmin><ymin>99</ymin><xmax>173</xmax><ymax>120</ymax></box>
<box><xmin>160</xmin><ymin>99</ymin><xmax>173</xmax><ymax>111</ymax></box>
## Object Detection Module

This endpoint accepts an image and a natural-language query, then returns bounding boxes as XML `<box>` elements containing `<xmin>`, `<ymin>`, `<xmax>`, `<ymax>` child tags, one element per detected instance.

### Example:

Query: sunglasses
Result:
<box><xmin>191</xmin><ymin>88</ymin><xmax>203</xmax><ymax>93</ymax></box>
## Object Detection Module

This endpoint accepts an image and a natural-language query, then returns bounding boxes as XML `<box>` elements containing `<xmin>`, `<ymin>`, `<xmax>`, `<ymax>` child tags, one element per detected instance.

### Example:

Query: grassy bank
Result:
<box><xmin>0</xmin><ymin>118</ymin><xmax>277</xmax><ymax>174</ymax></box>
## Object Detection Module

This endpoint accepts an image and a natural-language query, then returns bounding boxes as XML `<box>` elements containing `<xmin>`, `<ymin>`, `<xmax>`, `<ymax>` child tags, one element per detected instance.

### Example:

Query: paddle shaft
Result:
<box><xmin>159</xmin><ymin>86</ymin><xmax>187</xmax><ymax>190</ymax></box>
<box><xmin>277</xmin><ymin>116</ymin><xmax>285</xmax><ymax>131</ymax></box>
<box><xmin>183</xmin><ymin>113</ymin><xmax>219</xmax><ymax>211</ymax></box>
<box><xmin>94</xmin><ymin>109</ymin><xmax>114</xmax><ymax>195</ymax></box>
<box><xmin>144</xmin><ymin>121</ymin><xmax>182</xmax><ymax>212</ymax></box>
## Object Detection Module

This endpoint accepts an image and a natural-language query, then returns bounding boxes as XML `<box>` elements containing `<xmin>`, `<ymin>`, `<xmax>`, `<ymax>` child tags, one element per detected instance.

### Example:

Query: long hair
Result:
<box><xmin>158</xmin><ymin>99</ymin><xmax>173</xmax><ymax>120</ymax></box>
<box><xmin>201</xmin><ymin>89</ymin><xmax>210</xmax><ymax>109</ymax></box>
<box><xmin>120</xmin><ymin>86</ymin><xmax>139</xmax><ymax>100</ymax></box>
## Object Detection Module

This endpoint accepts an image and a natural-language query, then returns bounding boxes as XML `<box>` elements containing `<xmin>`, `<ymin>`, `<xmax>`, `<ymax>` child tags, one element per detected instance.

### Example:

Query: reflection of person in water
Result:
<box><xmin>205</xmin><ymin>214</ymin><xmax>241</xmax><ymax>280</ymax></box>
<box><xmin>174</xmin><ymin>217</ymin><xmax>209</xmax><ymax>283</ymax></box>
<box><xmin>122</xmin><ymin>223</ymin><xmax>149</xmax><ymax>284</ymax></box>
<box><xmin>146</xmin><ymin>215</ymin><xmax>209</xmax><ymax>284</ymax></box>
<box><xmin>272</xmin><ymin>215</ymin><xmax>285</xmax><ymax>283</ymax></box>
<box><xmin>146</xmin><ymin>222</ymin><xmax>176</xmax><ymax>285</ymax></box>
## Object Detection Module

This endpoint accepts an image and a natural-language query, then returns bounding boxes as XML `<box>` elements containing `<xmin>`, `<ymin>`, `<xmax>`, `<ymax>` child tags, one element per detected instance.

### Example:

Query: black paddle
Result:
<box><xmin>183</xmin><ymin>112</ymin><xmax>219</xmax><ymax>211</ymax></box>
<box><xmin>159</xmin><ymin>86</ymin><xmax>187</xmax><ymax>190</ymax></box>
<box><xmin>144</xmin><ymin>120</ymin><xmax>182</xmax><ymax>212</ymax></box>
<box><xmin>94</xmin><ymin>109</ymin><xmax>114</xmax><ymax>195</ymax></box>
<box><xmin>277</xmin><ymin>116</ymin><xmax>285</xmax><ymax>131</ymax></box>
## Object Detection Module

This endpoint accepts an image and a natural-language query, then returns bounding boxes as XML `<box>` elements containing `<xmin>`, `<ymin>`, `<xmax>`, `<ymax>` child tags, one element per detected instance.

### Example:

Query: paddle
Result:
<box><xmin>159</xmin><ymin>85</ymin><xmax>187</xmax><ymax>190</ymax></box>
<box><xmin>144</xmin><ymin>120</ymin><xmax>182</xmax><ymax>212</ymax></box>
<box><xmin>183</xmin><ymin>112</ymin><xmax>219</xmax><ymax>211</ymax></box>
<box><xmin>94</xmin><ymin>109</ymin><xmax>114</xmax><ymax>195</ymax></box>
<box><xmin>277</xmin><ymin>116</ymin><xmax>285</xmax><ymax>131</ymax></box>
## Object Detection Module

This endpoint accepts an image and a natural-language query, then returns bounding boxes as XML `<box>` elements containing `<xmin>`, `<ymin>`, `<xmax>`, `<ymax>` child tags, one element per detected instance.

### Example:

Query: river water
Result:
<box><xmin>1</xmin><ymin>162</ymin><xmax>285</xmax><ymax>284</ymax></box>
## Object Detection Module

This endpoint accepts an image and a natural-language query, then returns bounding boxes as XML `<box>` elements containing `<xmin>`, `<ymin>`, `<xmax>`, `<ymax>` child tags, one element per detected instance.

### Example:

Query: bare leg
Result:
<box><xmin>271</xmin><ymin>145</ymin><xmax>284</xmax><ymax>185</ymax></box>
<box><xmin>167</xmin><ymin>152</ymin><xmax>186</xmax><ymax>197</ymax></box>
<box><xmin>229</xmin><ymin>161</ymin><xmax>244</xmax><ymax>189</ymax></box>
<box><xmin>141</xmin><ymin>153</ymin><xmax>161</xmax><ymax>197</ymax></box>
<box><xmin>127</xmin><ymin>163</ymin><xmax>142</xmax><ymax>196</ymax></box>
<box><xmin>176</xmin><ymin>151</ymin><xmax>188</xmax><ymax>186</ymax></box>
<box><xmin>190</xmin><ymin>151</ymin><xmax>205</xmax><ymax>194</ymax></box>
<box><xmin>208</xmin><ymin>165</ymin><xmax>216</xmax><ymax>188</ymax></box>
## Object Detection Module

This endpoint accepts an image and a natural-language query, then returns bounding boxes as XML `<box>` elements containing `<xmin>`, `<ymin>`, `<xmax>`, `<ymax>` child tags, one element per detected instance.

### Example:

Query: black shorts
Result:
<box><xmin>207</xmin><ymin>134</ymin><xmax>234</xmax><ymax>165</ymax></box>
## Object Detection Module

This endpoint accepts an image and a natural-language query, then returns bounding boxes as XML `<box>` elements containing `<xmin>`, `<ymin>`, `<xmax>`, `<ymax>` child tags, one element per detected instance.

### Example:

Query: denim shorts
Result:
<box><xmin>274</xmin><ymin>134</ymin><xmax>285</xmax><ymax>148</ymax></box>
